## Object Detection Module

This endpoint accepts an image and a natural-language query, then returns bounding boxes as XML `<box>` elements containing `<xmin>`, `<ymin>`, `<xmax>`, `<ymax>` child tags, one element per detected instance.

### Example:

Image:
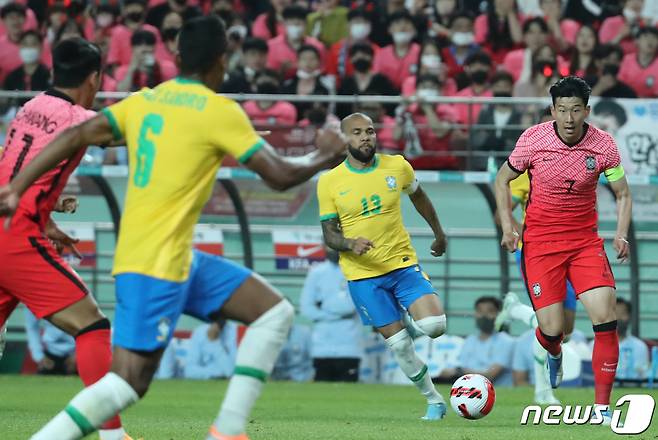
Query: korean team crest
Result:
<box><xmin>532</xmin><ymin>283</ymin><xmax>541</xmax><ymax>297</ymax></box>
<box><xmin>386</xmin><ymin>176</ymin><xmax>397</xmax><ymax>190</ymax></box>
<box><xmin>585</xmin><ymin>155</ymin><xmax>596</xmax><ymax>171</ymax></box>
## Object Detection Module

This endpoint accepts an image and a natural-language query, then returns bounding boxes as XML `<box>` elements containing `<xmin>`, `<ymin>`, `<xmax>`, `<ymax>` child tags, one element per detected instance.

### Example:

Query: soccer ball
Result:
<box><xmin>449</xmin><ymin>374</ymin><xmax>496</xmax><ymax>420</ymax></box>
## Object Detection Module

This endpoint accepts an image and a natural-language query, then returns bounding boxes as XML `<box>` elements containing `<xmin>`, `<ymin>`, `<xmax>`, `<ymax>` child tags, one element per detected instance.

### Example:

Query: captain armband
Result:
<box><xmin>604</xmin><ymin>165</ymin><xmax>625</xmax><ymax>182</ymax></box>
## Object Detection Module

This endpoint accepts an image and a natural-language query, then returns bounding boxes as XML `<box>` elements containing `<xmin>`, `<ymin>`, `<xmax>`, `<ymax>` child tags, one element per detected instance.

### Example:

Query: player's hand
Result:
<box><xmin>613</xmin><ymin>236</ymin><xmax>630</xmax><ymax>263</ymax></box>
<box><xmin>45</xmin><ymin>220</ymin><xmax>82</xmax><ymax>259</ymax></box>
<box><xmin>54</xmin><ymin>195</ymin><xmax>78</xmax><ymax>213</ymax></box>
<box><xmin>501</xmin><ymin>228</ymin><xmax>520</xmax><ymax>253</ymax></box>
<box><xmin>349</xmin><ymin>237</ymin><xmax>374</xmax><ymax>255</ymax></box>
<box><xmin>315</xmin><ymin>127</ymin><xmax>348</xmax><ymax>160</ymax></box>
<box><xmin>0</xmin><ymin>184</ymin><xmax>19</xmax><ymax>229</ymax></box>
<box><xmin>37</xmin><ymin>356</ymin><xmax>55</xmax><ymax>372</ymax></box>
<box><xmin>430</xmin><ymin>233</ymin><xmax>447</xmax><ymax>257</ymax></box>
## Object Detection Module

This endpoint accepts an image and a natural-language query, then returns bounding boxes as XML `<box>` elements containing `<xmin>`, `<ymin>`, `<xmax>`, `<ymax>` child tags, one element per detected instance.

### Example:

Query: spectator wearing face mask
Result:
<box><xmin>306</xmin><ymin>0</ymin><xmax>349</xmax><ymax>47</ymax></box>
<box><xmin>394</xmin><ymin>74</ymin><xmax>459</xmax><ymax>170</ymax></box>
<box><xmin>115</xmin><ymin>29</ymin><xmax>177</xmax><ymax>92</ymax></box>
<box><xmin>439</xmin><ymin>11</ymin><xmax>482</xmax><ymax>88</ymax></box>
<box><xmin>618</xmin><ymin>26</ymin><xmax>658</xmax><ymax>97</ymax></box>
<box><xmin>599</xmin><ymin>0</ymin><xmax>653</xmax><ymax>56</ymax></box>
<box><xmin>222</xmin><ymin>37</ymin><xmax>269</xmax><ymax>94</ymax></box>
<box><xmin>146</xmin><ymin>0</ymin><xmax>201</xmax><ymax>30</ymax></box>
<box><xmin>3</xmin><ymin>28</ymin><xmax>49</xmax><ymax>104</ymax></box>
<box><xmin>372</xmin><ymin>10</ymin><xmax>420</xmax><ymax>90</ymax></box>
<box><xmin>452</xmin><ymin>51</ymin><xmax>493</xmax><ymax>126</ymax></box>
<box><xmin>589</xmin><ymin>43</ymin><xmax>637</xmax><ymax>98</ymax></box>
<box><xmin>243</xmin><ymin>69</ymin><xmax>298</xmax><ymax>125</ymax></box>
<box><xmin>84</xmin><ymin>4</ymin><xmax>118</xmax><ymax>42</ymax></box>
<box><xmin>267</xmin><ymin>5</ymin><xmax>326</xmax><ymax>80</ymax></box>
<box><xmin>222</xmin><ymin>11</ymin><xmax>250</xmax><ymax>73</ymax></box>
<box><xmin>336</xmin><ymin>42</ymin><xmax>397</xmax><ymax>118</ymax></box>
<box><xmin>402</xmin><ymin>38</ymin><xmax>457</xmax><ymax>99</ymax></box>
<box><xmin>281</xmin><ymin>44</ymin><xmax>329</xmax><ymax>121</ymax></box>
<box><xmin>107</xmin><ymin>0</ymin><xmax>167</xmax><ymax>68</ymax></box>
<box><xmin>158</xmin><ymin>10</ymin><xmax>182</xmax><ymax>65</ymax></box>
<box><xmin>428</xmin><ymin>0</ymin><xmax>458</xmax><ymax>48</ymax></box>
<box><xmin>326</xmin><ymin>8</ymin><xmax>379</xmax><ymax>82</ymax></box>
<box><xmin>439</xmin><ymin>296</ymin><xmax>515</xmax><ymax>386</ymax></box>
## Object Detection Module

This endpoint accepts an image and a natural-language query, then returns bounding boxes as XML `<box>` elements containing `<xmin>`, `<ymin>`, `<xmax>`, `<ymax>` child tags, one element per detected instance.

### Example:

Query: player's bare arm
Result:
<box><xmin>0</xmin><ymin>114</ymin><xmax>114</xmax><ymax>218</ymax></box>
<box><xmin>609</xmin><ymin>176</ymin><xmax>632</xmax><ymax>262</ymax></box>
<box><xmin>244</xmin><ymin>129</ymin><xmax>347</xmax><ymax>191</ymax></box>
<box><xmin>494</xmin><ymin>162</ymin><xmax>522</xmax><ymax>252</ymax></box>
<box><xmin>320</xmin><ymin>217</ymin><xmax>374</xmax><ymax>255</ymax></box>
<box><xmin>408</xmin><ymin>184</ymin><xmax>447</xmax><ymax>257</ymax></box>
<box><xmin>45</xmin><ymin>218</ymin><xmax>82</xmax><ymax>259</ymax></box>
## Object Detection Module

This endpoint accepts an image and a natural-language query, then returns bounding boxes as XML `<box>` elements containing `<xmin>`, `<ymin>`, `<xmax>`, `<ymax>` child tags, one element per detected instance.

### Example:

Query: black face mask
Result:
<box><xmin>617</xmin><ymin>319</ymin><xmax>629</xmax><ymax>337</ymax></box>
<box><xmin>257</xmin><ymin>82</ymin><xmax>278</xmax><ymax>94</ymax></box>
<box><xmin>348</xmin><ymin>143</ymin><xmax>375</xmax><ymax>163</ymax></box>
<box><xmin>125</xmin><ymin>11</ymin><xmax>144</xmax><ymax>23</ymax></box>
<box><xmin>602</xmin><ymin>63</ymin><xmax>620</xmax><ymax>77</ymax></box>
<box><xmin>493</xmin><ymin>92</ymin><xmax>512</xmax><ymax>98</ymax></box>
<box><xmin>352</xmin><ymin>58</ymin><xmax>371</xmax><ymax>73</ymax></box>
<box><xmin>476</xmin><ymin>317</ymin><xmax>495</xmax><ymax>334</ymax></box>
<box><xmin>173</xmin><ymin>0</ymin><xmax>186</xmax><ymax>6</ymax></box>
<box><xmin>161</xmin><ymin>27</ymin><xmax>180</xmax><ymax>42</ymax></box>
<box><xmin>326</xmin><ymin>249</ymin><xmax>339</xmax><ymax>264</ymax></box>
<box><xmin>470</xmin><ymin>70</ymin><xmax>488</xmax><ymax>84</ymax></box>
<box><xmin>534</xmin><ymin>60</ymin><xmax>557</xmax><ymax>77</ymax></box>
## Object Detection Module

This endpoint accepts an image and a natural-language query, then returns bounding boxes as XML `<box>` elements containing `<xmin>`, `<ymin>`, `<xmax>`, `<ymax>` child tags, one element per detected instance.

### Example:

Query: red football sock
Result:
<box><xmin>592</xmin><ymin>321</ymin><xmax>619</xmax><ymax>406</ymax></box>
<box><xmin>535</xmin><ymin>327</ymin><xmax>563</xmax><ymax>357</ymax></box>
<box><xmin>76</xmin><ymin>319</ymin><xmax>122</xmax><ymax>430</ymax></box>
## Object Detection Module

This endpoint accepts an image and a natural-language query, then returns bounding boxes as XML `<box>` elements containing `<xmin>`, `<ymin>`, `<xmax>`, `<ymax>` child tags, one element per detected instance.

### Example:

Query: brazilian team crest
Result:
<box><xmin>386</xmin><ymin>176</ymin><xmax>397</xmax><ymax>189</ymax></box>
<box><xmin>585</xmin><ymin>155</ymin><xmax>596</xmax><ymax>171</ymax></box>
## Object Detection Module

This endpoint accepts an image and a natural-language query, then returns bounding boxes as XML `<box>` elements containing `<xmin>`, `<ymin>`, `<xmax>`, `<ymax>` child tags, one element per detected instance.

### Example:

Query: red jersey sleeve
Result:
<box><xmin>507</xmin><ymin>128</ymin><xmax>532</xmax><ymax>173</ymax></box>
<box><xmin>602</xmin><ymin>133</ymin><xmax>622</xmax><ymax>170</ymax></box>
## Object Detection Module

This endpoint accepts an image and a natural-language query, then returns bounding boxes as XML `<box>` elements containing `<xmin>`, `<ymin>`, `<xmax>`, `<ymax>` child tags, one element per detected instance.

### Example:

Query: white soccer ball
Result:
<box><xmin>449</xmin><ymin>374</ymin><xmax>496</xmax><ymax>420</ymax></box>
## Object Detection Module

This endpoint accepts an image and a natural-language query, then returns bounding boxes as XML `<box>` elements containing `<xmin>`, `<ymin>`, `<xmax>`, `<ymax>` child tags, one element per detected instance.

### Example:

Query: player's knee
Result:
<box><xmin>415</xmin><ymin>315</ymin><xmax>446</xmax><ymax>339</ymax></box>
<box><xmin>75</xmin><ymin>318</ymin><xmax>111</xmax><ymax>338</ymax></box>
<box><xmin>251</xmin><ymin>299</ymin><xmax>294</xmax><ymax>335</ymax></box>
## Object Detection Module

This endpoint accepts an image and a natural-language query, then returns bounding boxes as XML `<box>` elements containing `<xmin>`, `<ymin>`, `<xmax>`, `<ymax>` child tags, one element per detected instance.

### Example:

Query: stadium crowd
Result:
<box><xmin>0</xmin><ymin>0</ymin><xmax>657</xmax><ymax>169</ymax></box>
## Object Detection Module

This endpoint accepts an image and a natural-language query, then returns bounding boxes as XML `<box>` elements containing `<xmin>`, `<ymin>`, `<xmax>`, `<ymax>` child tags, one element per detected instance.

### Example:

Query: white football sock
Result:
<box><xmin>99</xmin><ymin>428</ymin><xmax>127</xmax><ymax>440</ymax></box>
<box><xmin>533</xmin><ymin>337</ymin><xmax>551</xmax><ymax>394</ymax></box>
<box><xmin>212</xmin><ymin>300</ymin><xmax>294</xmax><ymax>437</ymax></box>
<box><xmin>31</xmin><ymin>373</ymin><xmax>138</xmax><ymax>440</ymax></box>
<box><xmin>386</xmin><ymin>329</ymin><xmax>444</xmax><ymax>404</ymax></box>
<box><xmin>510</xmin><ymin>302</ymin><xmax>538</xmax><ymax>328</ymax></box>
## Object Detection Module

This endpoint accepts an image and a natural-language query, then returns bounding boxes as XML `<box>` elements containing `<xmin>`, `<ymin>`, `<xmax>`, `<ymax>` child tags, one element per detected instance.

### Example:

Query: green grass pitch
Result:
<box><xmin>1</xmin><ymin>375</ymin><xmax>656</xmax><ymax>439</ymax></box>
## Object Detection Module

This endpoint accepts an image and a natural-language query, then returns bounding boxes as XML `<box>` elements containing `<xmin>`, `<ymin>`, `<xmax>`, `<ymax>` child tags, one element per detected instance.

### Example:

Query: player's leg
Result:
<box><xmin>400</xmin><ymin>266</ymin><xmax>446</xmax><ymax>339</ymax></box>
<box><xmin>0</xmin><ymin>291</ymin><xmax>19</xmax><ymax>361</ymax></box>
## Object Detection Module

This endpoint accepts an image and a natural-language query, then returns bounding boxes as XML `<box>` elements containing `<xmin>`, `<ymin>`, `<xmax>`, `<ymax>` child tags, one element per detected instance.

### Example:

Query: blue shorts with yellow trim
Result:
<box><xmin>348</xmin><ymin>264</ymin><xmax>435</xmax><ymax>328</ymax></box>
<box><xmin>113</xmin><ymin>250</ymin><xmax>251</xmax><ymax>351</ymax></box>
<box><xmin>515</xmin><ymin>249</ymin><xmax>576</xmax><ymax>311</ymax></box>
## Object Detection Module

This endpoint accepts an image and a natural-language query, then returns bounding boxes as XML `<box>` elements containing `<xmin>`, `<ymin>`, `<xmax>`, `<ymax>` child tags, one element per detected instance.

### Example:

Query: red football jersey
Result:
<box><xmin>507</xmin><ymin>121</ymin><xmax>621</xmax><ymax>242</ymax></box>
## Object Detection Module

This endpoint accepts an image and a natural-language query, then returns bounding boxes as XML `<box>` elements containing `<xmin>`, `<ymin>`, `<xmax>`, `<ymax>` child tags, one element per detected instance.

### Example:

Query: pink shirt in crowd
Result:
<box><xmin>598</xmin><ymin>15</ymin><xmax>651</xmax><ymax>55</ymax></box>
<box><xmin>503</xmin><ymin>48</ymin><xmax>569</xmax><ymax>82</ymax></box>
<box><xmin>372</xmin><ymin>43</ymin><xmax>420</xmax><ymax>90</ymax></box>
<box><xmin>408</xmin><ymin>105</ymin><xmax>459</xmax><ymax>170</ymax></box>
<box><xmin>452</xmin><ymin>86</ymin><xmax>493</xmax><ymax>125</ymax></box>
<box><xmin>266</xmin><ymin>35</ymin><xmax>326</xmax><ymax>79</ymax></box>
<box><xmin>401</xmin><ymin>76</ymin><xmax>457</xmax><ymax>98</ymax></box>
<box><xmin>618</xmin><ymin>53</ymin><xmax>658</xmax><ymax>97</ymax></box>
<box><xmin>252</xmin><ymin>13</ymin><xmax>286</xmax><ymax>40</ymax></box>
<box><xmin>0</xmin><ymin>34</ymin><xmax>51</xmax><ymax>84</ymax></box>
<box><xmin>376</xmin><ymin>115</ymin><xmax>399</xmax><ymax>151</ymax></box>
<box><xmin>106</xmin><ymin>24</ymin><xmax>168</xmax><ymax>66</ymax></box>
<box><xmin>242</xmin><ymin>100</ymin><xmax>298</xmax><ymax>125</ymax></box>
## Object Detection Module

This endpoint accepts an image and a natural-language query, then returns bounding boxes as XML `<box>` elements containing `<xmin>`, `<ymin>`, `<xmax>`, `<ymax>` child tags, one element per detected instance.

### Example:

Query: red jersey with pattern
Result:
<box><xmin>0</xmin><ymin>90</ymin><xmax>95</xmax><ymax>235</ymax></box>
<box><xmin>507</xmin><ymin>121</ymin><xmax>621</xmax><ymax>242</ymax></box>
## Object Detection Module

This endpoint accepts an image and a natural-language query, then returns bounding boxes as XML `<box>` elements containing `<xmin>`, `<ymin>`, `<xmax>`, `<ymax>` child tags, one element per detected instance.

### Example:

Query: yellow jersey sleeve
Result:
<box><xmin>317</xmin><ymin>173</ymin><xmax>338</xmax><ymax>221</ymax></box>
<box><xmin>509</xmin><ymin>171</ymin><xmax>530</xmax><ymax>205</ymax></box>
<box><xmin>399</xmin><ymin>157</ymin><xmax>419</xmax><ymax>194</ymax></box>
<box><xmin>208</xmin><ymin>100</ymin><xmax>264</xmax><ymax>163</ymax></box>
<box><xmin>101</xmin><ymin>91</ymin><xmax>144</xmax><ymax>141</ymax></box>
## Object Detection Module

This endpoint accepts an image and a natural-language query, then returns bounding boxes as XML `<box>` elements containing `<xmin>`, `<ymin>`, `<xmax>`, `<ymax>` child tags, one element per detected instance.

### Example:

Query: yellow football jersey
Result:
<box><xmin>317</xmin><ymin>154</ymin><xmax>419</xmax><ymax>280</ymax></box>
<box><xmin>102</xmin><ymin>78</ymin><xmax>263</xmax><ymax>281</ymax></box>
<box><xmin>509</xmin><ymin>171</ymin><xmax>530</xmax><ymax>248</ymax></box>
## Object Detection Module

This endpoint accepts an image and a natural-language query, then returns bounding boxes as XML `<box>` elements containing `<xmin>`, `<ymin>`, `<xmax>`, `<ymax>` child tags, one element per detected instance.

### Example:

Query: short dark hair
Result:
<box><xmin>490</xmin><ymin>70</ymin><xmax>514</xmax><ymax>86</ymax></box>
<box><xmin>523</xmin><ymin>16</ymin><xmax>548</xmax><ymax>34</ymax></box>
<box><xmin>464</xmin><ymin>50</ymin><xmax>491</xmax><ymax>66</ymax></box>
<box><xmin>348</xmin><ymin>7</ymin><xmax>371</xmax><ymax>22</ymax></box>
<box><xmin>388</xmin><ymin>10</ymin><xmax>414</xmax><ymax>26</ymax></box>
<box><xmin>19</xmin><ymin>29</ymin><xmax>42</xmax><ymax>44</ymax></box>
<box><xmin>52</xmin><ymin>37</ymin><xmax>102</xmax><ymax>88</ymax></box>
<box><xmin>636</xmin><ymin>26</ymin><xmax>658</xmax><ymax>40</ymax></box>
<box><xmin>593</xmin><ymin>99</ymin><xmax>628</xmax><ymax>127</ymax></box>
<box><xmin>616</xmin><ymin>297</ymin><xmax>631</xmax><ymax>314</ymax></box>
<box><xmin>549</xmin><ymin>75</ymin><xmax>591</xmax><ymax>105</ymax></box>
<box><xmin>130</xmin><ymin>29</ymin><xmax>156</xmax><ymax>46</ymax></box>
<box><xmin>475</xmin><ymin>296</ymin><xmax>502</xmax><ymax>311</ymax></box>
<box><xmin>123</xmin><ymin>0</ymin><xmax>147</xmax><ymax>8</ymax></box>
<box><xmin>1</xmin><ymin>2</ymin><xmax>26</xmax><ymax>18</ymax></box>
<box><xmin>349</xmin><ymin>41</ymin><xmax>373</xmax><ymax>57</ymax></box>
<box><xmin>282</xmin><ymin>5</ymin><xmax>307</xmax><ymax>21</ymax></box>
<box><xmin>417</xmin><ymin>73</ymin><xmax>440</xmax><ymax>88</ymax></box>
<box><xmin>297</xmin><ymin>43</ymin><xmax>320</xmax><ymax>59</ymax></box>
<box><xmin>449</xmin><ymin>10</ymin><xmax>475</xmax><ymax>26</ymax></box>
<box><xmin>255</xmin><ymin>68</ymin><xmax>280</xmax><ymax>83</ymax></box>
<box><xmin>178</xmin><ymin>15</ymin><xmax>227</xmax><ymax>76</ymax></box>
<box><xmin>243</xmin><ymin>37</ymin><xmax>268</xmax><ymax>54</ymax></box>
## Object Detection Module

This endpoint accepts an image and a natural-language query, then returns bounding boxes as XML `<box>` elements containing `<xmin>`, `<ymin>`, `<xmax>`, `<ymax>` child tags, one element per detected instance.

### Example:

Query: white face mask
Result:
<box><xmin>392</xmin><ymin>31</ymin><xmax>414</xmax><ymax>45</ymax></box>
<box><xmin>228</xmin><ymin>25</ymin><xmax>248</xmax><ymax>40</ymax></box>
<box><xmin>19</xmin><ymin>47</ymin><xmax>40</xmax><ymax>64</ymax></box>
<box><xmin>350</xmin><ymin>22</ymin><xmax>371</xmax><ymax>40</ymax></box>
<box><xmin>286</xmin><ymin>24</ymin><xmax>305</xmax><ymax>40</ymax></box>
<box><xmin>297</xmin><ymin>69</ymin><xmax>320</xmax><ymax>80</ymax></box>
<box><xmin>244</xmin><ymin>66</ymin><xmax>256</xmax><ymax>79</ymax></box>
<box><xmin>623</xmin><ymin>8</ymin><xmax>638</xmax><ymax>22</ymax></box>
<box><xmin>96</xmin><ymin>14</ymin><xmax>113</xmax><ymax>28</ymax></box>
<box><xmin>421</xmin><ymin>54</ymin><xmax>441</xmax><ymax>69</ymax></box>
<box><xmin>451</xmin><ymin>31</ymin><xmax>474</xmax><ymax>46</ymax></box>
<box><xmin>417</xmin><ymin>88</ymin><xmax>439</xmax><ymax>100</ymax></box>
<box><xmin>143</xmin><ymin>53</ymin><xmax>156</xmax><ymax>67</ymax></box>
